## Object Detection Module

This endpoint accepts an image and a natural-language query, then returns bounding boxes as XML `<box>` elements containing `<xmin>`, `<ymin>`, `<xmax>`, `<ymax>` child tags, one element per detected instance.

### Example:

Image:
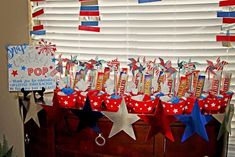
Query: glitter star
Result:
<box><xmin>21</xmin><ymin>66</ymin><xmax>27</xmax><ymax>71</ymax></box>
<box><xmin>11</xmin><ymin>70</ymin><xmax>18</xmax><ymax>77</ymax></box>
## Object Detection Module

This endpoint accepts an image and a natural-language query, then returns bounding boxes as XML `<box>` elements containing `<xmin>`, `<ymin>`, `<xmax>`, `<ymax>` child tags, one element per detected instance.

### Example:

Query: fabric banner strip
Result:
<box><xmin>81</xmin><ymin>21</ymin><xmax>99</xmax><ymax>26</ymax></box>
<box><xmin>30</xmin><ymin>30</ymin><xmax>46</xmax><ymax>35</ymax></box>
<box><xmin>81</xmin><ymin>6</ymin><xmax>99</xmax><ymax>11</ymax></box>
<box><xmin>217</xmin><ymin>11</ymin><xmax>235</xmax><ymax>18</ymax></box>
<box><xmin>217</xmin><ymin>35</ymin><xmax>235</xmax><ymax>42</ymax></box>
<box><xmin>79</xmin><ymin>25</ymin><xmax>100</xmax><ymax>32</ymax></box>
<box><xmin>33</xmin><ymin>25</ymin><xmax>44</xmax><ymax>31</ymax></box>
<box><xmin>80</xmin><ymin>11</ymin><xmax>100</xmax><ymax>16</ymax></box>
<box><xmin>219</xmin><ymin>0</ymin><xmax>235</xmax><ymax>7</ymax></box>
<box><xmin>80</xmin><ymin>16</ymin><xmax>100</xmax><ymax>21</ymax></box>
<box><xmin>32</xmin><ymin>9</ymin><xmax>44</xmax><ymax>18</ymax></box>
<box><xmin>81</xmin><ymin>0</ymin><xmax>98</xmax><ymax>6</ymax></box>
<box><xmin>223</xmin><ymin>18</ymin><xmax>235</xmax><ymax>23</ymax></box>
<box><xmin>138</xmin><ymin>0</ymin><xmax>161</xmax><ymax>3</ymax></box>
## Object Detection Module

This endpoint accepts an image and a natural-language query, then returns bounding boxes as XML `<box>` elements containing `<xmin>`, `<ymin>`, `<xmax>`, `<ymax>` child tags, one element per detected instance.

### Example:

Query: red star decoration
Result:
<box><xmin>11</xmin><ymin>70</ymin><xmax>18</xmax><ymax>77</ymax></box>
<box><xmin>139</xmin><ymin>103</ymin><xmax>176</xmax><ymax>142</ymax></box>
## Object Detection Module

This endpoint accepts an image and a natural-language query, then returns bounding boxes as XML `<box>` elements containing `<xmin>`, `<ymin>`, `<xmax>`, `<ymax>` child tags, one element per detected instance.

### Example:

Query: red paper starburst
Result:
<box><xmin>36</xmin><ymin>39</ymin><xmax>56</xmax><ymax>56</ymax></box>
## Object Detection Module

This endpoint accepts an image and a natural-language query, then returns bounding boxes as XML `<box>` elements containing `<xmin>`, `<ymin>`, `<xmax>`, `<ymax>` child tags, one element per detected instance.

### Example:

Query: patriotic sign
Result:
<box><xmin>7</xmin><ymin>41</ymin><xmax>57</xmax><ymax>91</ymax></box>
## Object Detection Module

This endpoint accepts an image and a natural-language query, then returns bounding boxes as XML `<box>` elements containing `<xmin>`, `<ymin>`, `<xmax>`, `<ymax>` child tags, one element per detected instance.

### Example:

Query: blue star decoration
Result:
<box><xmin>21</xmin><ymin>66</ymin><xmax>27</xmax><ymax>71</ymax></box>
<box><xmin>176</xmin><ymin>100</ymin><xmax>212</xmax><ymax>142</ymax></box>
<box><xmin>71</xmin><ymin>97</ymin><xmax>103</xmax><ymax>133</ymax></box>
<box><xmin>8</xmin><ymin>63</ymin><xmax>12</xmax><ymax>69</ymax></box>
<box><xmin>52</xmin><ymin>57</ymin><xmax>56</xmax><ymax>63</ymax></box>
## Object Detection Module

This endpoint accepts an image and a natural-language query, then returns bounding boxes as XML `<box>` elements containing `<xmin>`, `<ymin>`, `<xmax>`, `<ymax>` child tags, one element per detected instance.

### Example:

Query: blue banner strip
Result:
<box><xmin>217</xmin><ymin>11</ymin><xmax>235</xmax><ymax>18</ymax></box>
<box><xmin>81</xmin><ymin>21</ymin><xmax>99</xmax><ymax>26</ymax></box>
<box><xmin>30</xmin><ymin>30</ymin><xmax>46</xmax><ymax>35</ymax></box>
<box><xmin>81</xmin><ymin>6</ymin><xmax>99</xmax><ymax>11</ymax></box>
<box><xmin>138</xmin><ymin>0</ymin><xmax>161</xmax><ymax>3</ymax></box>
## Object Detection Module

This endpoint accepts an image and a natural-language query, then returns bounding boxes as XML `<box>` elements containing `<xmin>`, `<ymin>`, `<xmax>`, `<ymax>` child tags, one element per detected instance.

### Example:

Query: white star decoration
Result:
<box><xmin>102</xmin><ymin>98</ymin><xmax>140</xmax><ymax>140</ymax></box>
<box><xmin>211</xmin><ymin>103</ymin><xmax>216</xmax><ymax>107</ymax></box>
<box><xmin>64</xmin><ymin>101</ymin><xmax>68</xmax><ymax>105</ymax></box>
<box><xmin>173</xmin><ymin>109</ymin><xmax>178</xmax><ymax>113</ymax></box>
<box><xmin>24</xmin><ymin>94</ymin><xmax>43</xmax><ymax>127</ymax></box>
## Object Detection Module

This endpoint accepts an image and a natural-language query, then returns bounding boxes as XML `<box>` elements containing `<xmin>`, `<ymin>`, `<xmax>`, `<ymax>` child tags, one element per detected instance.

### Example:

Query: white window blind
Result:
<box><xmin>32</xmin><ymin>0</ymin><xmax>235</xmax><ymax>156</ymax></box>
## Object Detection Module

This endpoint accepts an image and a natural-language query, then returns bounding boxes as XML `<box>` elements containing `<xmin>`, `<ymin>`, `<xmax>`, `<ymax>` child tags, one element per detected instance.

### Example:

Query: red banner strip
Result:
<box><xmin>216</xmin><ymin>35</ymin><xmax>235</xmax><ymax>42</ymax></box>
<box><xmin>80</xmin><ymin>11</ymin><xmax>99</xmax><ymax>16</ymax></box>
<box><xmin>32</xmin><ymin>9</ymin><xmax>44</xmax><ymax>18</ymax></box>
<box><xmin>33</xmin><ymin>25</ymin><xmax>44</xmax><ymax>31</ymax></box>
<box><xmin>78</xmin><ymin>25</ymin><xmax>100</xmax><ymax>32</ymax></box>
<box><xmin>219</xmin><ymin>0</ymin><xmax>235</xmax><ymax>6</ymax></box>
<box><xmin>223</xmin><ymin>18</ymin><xmax>235</xmax><ymax>23</ymax></box>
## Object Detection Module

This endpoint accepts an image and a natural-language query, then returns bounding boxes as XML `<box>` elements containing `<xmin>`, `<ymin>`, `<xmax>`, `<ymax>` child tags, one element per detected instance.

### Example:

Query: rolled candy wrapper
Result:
<box><xmin>102</xmin><ymin>67</ymin><xmax>111</xmax><ymax>90</ymax></box>
<box><xmin>117</xmin><ymin>68</ymin><xmax>128</xmax><ymax>93</ymax></box>
<box><xmin>164</xmin><ymin>72</ymin><xmax>173</xmax><ymax>94</ymax></box>
<box><xmin>118</xmin><ymin>73</ymin><xmax>128</xmax><ymax>96</ymax></box>
<box><xmin>167</xmin><ymin>77</ymin><xmax>173</xmax><ymax>94</ymax></box>
<box><xmin>185</xmin><ymin>73</ymin><xmax>192</xmax><ymax>92</ymax></box>
<box><xmin>96</xmin><ymin>72</ymin><xmax>104</xmax><ymax>91</ymax></box>
<box><xmin>87</xmin><ymin>70</ymin><xmax>97</xmax><ymax>90</ymax></box>
<box><xmin>192</xmin><ymin>70</ymin><xmax>200</xmax><ymax>94</ymax></box>
<box><xmin>195</xmin><ymin>75</ymin><xmax>205</xmax><ymax>98</ymax></box>
<box><xmin>134</xmin><ymin>71</ymin><xmax>141</xmax><ymax>89</ymax></box>
<box><xmin>157</xmin><ymin>71</ymin><xmax>164</xmax><ymax>92</ymax></box>
<box><xmin>73</xmin><ymin>70</ymin><xmax>84</xmax><ymax>88</ymax></box>
<box><xmin>221</xmin><ymin>72</ymin><xmax>232</xmax><ymax>92</ymax></box>
<box><xmin>210</xmin><ymin>71</ymin><xmax>222</xmax><ymax>96</ymax></box>
<box><xmin>177</xmin><ymin>76</ymin><xmax>187</xmax><ymax>98</ymax></box>
<box><xmin>144</xmin><ymin>74</ymin><xmax>152</xmax><ymax>95</ymax></box>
